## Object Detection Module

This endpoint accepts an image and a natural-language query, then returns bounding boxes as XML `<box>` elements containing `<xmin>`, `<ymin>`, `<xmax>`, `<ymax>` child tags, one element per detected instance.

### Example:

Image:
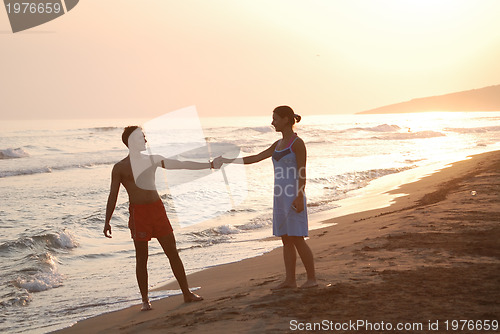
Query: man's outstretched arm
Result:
<box><xmin>104</xmin><ymin>165</ymin><xmax>121</xmax><ymax>238</ymax></box>
<box><xmin>161</xmin><ymin>157</ymin><xmax>222</xmax><ymax>170</ymax></box>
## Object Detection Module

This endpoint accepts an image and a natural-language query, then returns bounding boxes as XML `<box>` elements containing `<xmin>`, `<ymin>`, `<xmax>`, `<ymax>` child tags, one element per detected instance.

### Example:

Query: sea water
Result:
<box><xmin>1</xmin><ymin>112</ymin><xmax>499</xmax><ymax>333</ymax></box>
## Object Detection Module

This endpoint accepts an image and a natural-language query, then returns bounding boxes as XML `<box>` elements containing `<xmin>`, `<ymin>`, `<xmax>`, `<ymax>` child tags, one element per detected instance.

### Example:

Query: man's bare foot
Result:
<box><xmin>141</xmin><ymin>300</ymin><xmax>152</xmax><ymax>311</ymax></box>
<box><xmin>184</xmin><ymin>292</ymin><xmax>203</xmax><ymax>303</ymax></box>
<box><xmin>271</xmin><ymin>281</ymin><xmax>297</xmax><ymax>290</ymax></box>
<box><xmin>299</xmin><ymin>279</ymin><xmax>318</xmax><ymax>289</ymax></box>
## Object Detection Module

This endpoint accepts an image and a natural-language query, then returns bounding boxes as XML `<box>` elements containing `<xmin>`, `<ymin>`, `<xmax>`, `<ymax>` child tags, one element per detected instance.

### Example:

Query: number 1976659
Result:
<box><xmin>6</xmin><ymin>2</ymin><xmax>62</xmax><ymax>14</ymax></box>
<box><xmin>445</xmin><ymin>320</ymin><xmax>498</xmax><ymax>331</ymax></box>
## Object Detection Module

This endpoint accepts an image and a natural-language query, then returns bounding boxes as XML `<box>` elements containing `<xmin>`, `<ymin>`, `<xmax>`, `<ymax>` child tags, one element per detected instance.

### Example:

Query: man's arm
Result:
<box><xmin>161</xmin><ymin>158</ymin><xmax>216</xmax><ymax>170</ymax></box>
<box><xmin>104</xmin><ymin>165</ymin><xmax>121</xmax><ymax>238</ymax></box>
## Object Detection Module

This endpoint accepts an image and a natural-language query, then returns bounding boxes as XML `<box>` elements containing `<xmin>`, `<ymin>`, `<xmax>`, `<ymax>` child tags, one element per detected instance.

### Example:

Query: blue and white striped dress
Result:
<box><xmin>271</xmin><ymin>136</ymin><xmax>308</xmax><ymax>237</ymax></box>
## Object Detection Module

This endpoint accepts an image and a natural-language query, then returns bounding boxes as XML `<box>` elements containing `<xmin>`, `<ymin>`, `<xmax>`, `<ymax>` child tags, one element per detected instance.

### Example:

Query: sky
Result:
<box><xmin>1</xmin><ymin>0</ymin><xmax>499</xmax><ymax>120</ymax></box>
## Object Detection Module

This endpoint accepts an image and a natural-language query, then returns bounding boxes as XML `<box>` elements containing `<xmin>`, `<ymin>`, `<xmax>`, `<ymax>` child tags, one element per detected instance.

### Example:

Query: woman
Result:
<box><xmin>221</xmin><ymin>106</ymin><xmax>317</xmax><ymax>289</ymax></box>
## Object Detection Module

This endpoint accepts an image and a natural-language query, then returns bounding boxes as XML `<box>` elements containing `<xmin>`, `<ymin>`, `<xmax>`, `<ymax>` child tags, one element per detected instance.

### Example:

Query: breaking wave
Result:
<box><xmin>348</xmin><ymin>124</ymin><xmax>401</xmax><ymax>132</ymax></box>
<box><xmin>0</xmin><ymin>230</ymin><xmax>78</xmax><ymax>254</ymax></box>
<box><xmin>0</xmin><ymin>148</ymin><xmax>30</xmax><ymax>159</ymax></box>
<box><xmin>0</xmin><ymin>160</ymin><xmax>117</xmax><ymax>178</ymax></box>
<box><xmin>445</xmin><ymin>125</ymin><xmax>500</xmax><ymax>133</ymax></box>
<box><xmin>372</xmin><ymin>131</ymin><xmax>445</xmax><ymax>140</ymax></box>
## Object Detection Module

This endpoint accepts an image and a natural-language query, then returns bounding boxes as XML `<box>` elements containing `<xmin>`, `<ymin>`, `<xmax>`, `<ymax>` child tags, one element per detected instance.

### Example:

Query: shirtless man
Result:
<box><xmin>104</xmin><ymin>126</ymin><xmax>221</xmax><ymax>311</ymax></box>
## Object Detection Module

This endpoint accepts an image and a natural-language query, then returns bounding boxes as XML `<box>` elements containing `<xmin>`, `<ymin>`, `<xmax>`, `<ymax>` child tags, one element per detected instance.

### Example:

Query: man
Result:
<box><xmin>104</xmin><ymin>126</ymin><xmax>221</xmax><ymax>311</ymax></box>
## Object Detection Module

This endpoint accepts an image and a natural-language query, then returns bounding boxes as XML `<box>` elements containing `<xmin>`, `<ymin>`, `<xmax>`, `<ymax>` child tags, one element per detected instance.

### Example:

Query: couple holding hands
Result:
<box><xmin>104</xmin><ymin>106</ymin><xmax>317</xmax><ymax>311</ymax></box>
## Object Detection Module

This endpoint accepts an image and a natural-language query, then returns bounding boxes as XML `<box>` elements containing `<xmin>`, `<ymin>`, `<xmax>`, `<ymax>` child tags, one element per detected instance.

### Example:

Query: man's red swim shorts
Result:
<box><xmin>128</xmin><ymin>199</ymin><xmax>173</xmax><ymax>241</ymax></box>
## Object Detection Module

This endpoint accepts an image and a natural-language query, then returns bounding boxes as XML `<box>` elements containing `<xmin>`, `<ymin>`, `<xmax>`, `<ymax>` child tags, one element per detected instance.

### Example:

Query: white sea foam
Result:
<box><xmin>0</xmin><ymin>230</ymin><xmax>78</xmax><ymax>254</ymax></box>
<box><xmin>373</xmin><ymin>130</ymin><xmax>445</xmax><ymax>140</ymax></box>
<box><xmin>16</xmin><ymin>271</ymin><xmax>63</xmax><ymax>292</ymax></box>
<box><xmin>243</xmin><ymin>126</ymin><xmax>274</xmax><ymax>133</ymax></box>
<box><xmin>35</xmin><ymin>231</ymin><xmax>78</xmax><ymax>250</ymax></box>
<box><xmin>15</xmin><ymin>253</ymin><xmax>64</xmax><ymax>293</ymax></box>
<box><xmin>54</xmin><ymin>230</ymin><xmax>79</xmax><ymax>249</ymax></box>
<box><xmin>361</xmin><ymin>124</ymin><xmax>401</xmax><ymax>132</ymax></box>
<box><xmin>445</xmin><ymin>125</ymin><xmax>500</xmax><ymax>133</ymax></box>
<box><xmin>215</xmin><ymin>224</ymin><xmax>240</xmax><ymax>235</ymax></box>
<box><xmin>0</xmin><ymin>291</ymin><xmax>33</xmax><ymax>307</ymax></box>
<box><xmin>0</xmin><ymin>147</ymin><xmax>30</xmax><ymax>159</ymax></box>
<box><xmin>0</xmin><ymin>160</ymin><xmax>116</xmax><ymax>178</ymax></box>
<box><xmin>341</xmin><ymin>123</ymin><xmax>401</xmax><ymax>133</ymax></box>
<box><xmin>237</xmin><ymin>218</ymin><xmax>272</xmax><ymax>231</ymax></box>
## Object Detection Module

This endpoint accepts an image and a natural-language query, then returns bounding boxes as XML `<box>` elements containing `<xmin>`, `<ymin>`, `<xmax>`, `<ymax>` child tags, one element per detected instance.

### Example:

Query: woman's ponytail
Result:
<box><xmin>273</xmin><ymin>106</ymin><xmax>302</xmax><ymax>125</ymax></box>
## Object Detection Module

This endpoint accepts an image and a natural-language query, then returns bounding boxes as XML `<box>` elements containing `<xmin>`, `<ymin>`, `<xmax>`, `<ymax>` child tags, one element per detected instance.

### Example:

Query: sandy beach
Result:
<box><xmin>54</xmin><ymin>151</ymin><xmax>500</xmax><ymax>334</ymax></box>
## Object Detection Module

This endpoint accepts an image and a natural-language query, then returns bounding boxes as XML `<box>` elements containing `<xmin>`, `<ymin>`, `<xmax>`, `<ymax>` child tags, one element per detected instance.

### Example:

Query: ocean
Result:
<box><xmin>1</xmin><ymin>111</ymin><xmax>499</xmax><ymax>333</ymax></box>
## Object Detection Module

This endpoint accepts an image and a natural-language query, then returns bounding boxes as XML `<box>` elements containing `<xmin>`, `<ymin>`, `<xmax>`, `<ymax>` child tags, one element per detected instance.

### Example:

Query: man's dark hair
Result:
<box><xmin>122</xmin><ymin>125</ymin><xmax>140</xmax><ymax>147</ymax></box>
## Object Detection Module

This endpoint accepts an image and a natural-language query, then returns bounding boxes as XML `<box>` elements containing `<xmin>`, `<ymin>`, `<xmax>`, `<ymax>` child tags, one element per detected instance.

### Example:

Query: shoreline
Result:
<box><xmin>53</xmin><ymin>150</ymin><xmax>500</xmax><ymax>333</ymax></box>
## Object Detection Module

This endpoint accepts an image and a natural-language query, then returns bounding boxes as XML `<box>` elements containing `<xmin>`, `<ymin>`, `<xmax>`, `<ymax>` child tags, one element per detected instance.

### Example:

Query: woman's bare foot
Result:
<box><xmin>299</xmin><ymin>279</ymin><xmax>318</xmax><ymax>289</ymax></box>
<box><xmin>184</xmin><ymin>292</ymin><xmax>204</xmax><ymax>303</ymax></box>
<box><xmin>271</xmin><ymin>281</ymin><xmax>297</xmax><ymax>290</ymax></box>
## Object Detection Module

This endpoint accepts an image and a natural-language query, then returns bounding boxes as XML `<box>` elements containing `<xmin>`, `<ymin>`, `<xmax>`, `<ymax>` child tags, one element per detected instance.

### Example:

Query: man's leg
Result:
<box><xmin>157</xmin><ymin>233</ymin><xmax>203</xmax><ymax>302</ymax></box>
<box><xmin>133</xmin><ymin>240</ymin><xmax>150</xmax><ymax>304</ymax></box>
<box><xmin>272</xmin><ymin>234</ymin><xmax>298</xmax><ymax>289</ymax></box>
<box><xmin>292</xmin><ymin>236</ymin><xmax>318</xmax><ymax>288</ymax></box>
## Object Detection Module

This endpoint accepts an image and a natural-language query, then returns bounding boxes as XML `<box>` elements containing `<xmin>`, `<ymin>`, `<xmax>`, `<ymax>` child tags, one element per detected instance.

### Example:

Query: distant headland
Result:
<box><xmin>358</xmin><ymin>85</ymin><xmax>500</xmax><ymax>114</ymax></box>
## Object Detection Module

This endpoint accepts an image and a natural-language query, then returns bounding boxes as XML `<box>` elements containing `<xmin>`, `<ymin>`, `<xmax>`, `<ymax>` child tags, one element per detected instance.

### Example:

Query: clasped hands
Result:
<box><xmin>211</xmin><ymin>156</ymin><xmax>224</xmax><ymax>169</ymax></box>
<box><xmin>211</xmin><ymin>156</ymin><xmax>238</xmax><ymax>169</ymax></box>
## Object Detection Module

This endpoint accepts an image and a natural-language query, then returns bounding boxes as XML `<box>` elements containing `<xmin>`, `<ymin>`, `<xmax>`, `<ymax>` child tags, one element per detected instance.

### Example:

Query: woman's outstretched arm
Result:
<box><xmin>221</xmin><ymin>141</ymin><xmax>278</xmax><ymax>165</ymax></box>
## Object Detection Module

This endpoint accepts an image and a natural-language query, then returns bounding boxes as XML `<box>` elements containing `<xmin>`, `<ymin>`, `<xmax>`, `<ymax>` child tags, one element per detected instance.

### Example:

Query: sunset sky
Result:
<box><xmin>1</xmin><ymin>0</ymin><xmax>499</xmax><ymax>120</ymax></box>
